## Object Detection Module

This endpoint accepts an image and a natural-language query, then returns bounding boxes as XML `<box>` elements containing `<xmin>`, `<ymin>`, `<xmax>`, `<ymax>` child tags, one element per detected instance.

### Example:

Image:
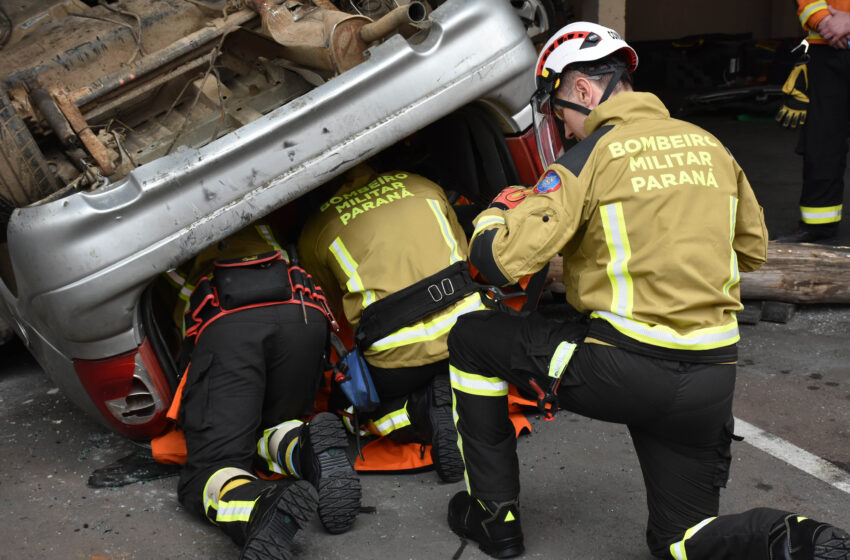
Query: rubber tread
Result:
<box><xmin>304</xmin><ymin>412</ymin><xmax>361</xmax><ymax>534</ymax></box>
<box><xmin>429</xmin><ymin>376</ymin><xmax>464</xmax><ymax>483</ymax></box>
<box><xmin>815</xmin><ymin>525</ymin><xmax>850</xmax><ymax>560</ymax></box>
<box><xmin>240</xmin><ymin>480</ymin><xmax>317</xmax><ymax>560</ymax></box>
<box><xmin>0</xmin><ymin>86</ymin><xmax>56</xmax><ymax>241</ymax></box>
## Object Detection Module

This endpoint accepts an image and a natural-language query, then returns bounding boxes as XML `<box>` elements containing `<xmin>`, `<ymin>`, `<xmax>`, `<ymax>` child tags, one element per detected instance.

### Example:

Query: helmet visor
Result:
<box><xmin>531</xmin><ymin>92</ymin><xmax>565</xmax><ymax>169</ymax></box>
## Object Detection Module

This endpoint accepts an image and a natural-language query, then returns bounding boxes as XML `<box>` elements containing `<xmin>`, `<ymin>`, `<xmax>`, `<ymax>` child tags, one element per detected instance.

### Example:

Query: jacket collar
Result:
<box><xmin>584</xmin><ymin>91</ymin><xmax>670</xmax><ymax>136</ymax></box>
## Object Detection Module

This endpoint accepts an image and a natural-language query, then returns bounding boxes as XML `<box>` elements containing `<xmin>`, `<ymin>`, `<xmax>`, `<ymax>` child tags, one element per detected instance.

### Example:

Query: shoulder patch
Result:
<box><xmin>533</xmin><ymin>171</ymin><xmax>562</xmax><ymax>194</ymax></box>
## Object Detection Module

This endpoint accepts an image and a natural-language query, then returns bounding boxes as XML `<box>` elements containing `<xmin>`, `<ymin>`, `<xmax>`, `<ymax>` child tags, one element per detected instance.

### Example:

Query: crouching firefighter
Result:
<box><xmin>163</xmin><ymin>222</ymin><xmax>361</xmax><ymax>560</ymax></box>
<box><xmin>298</xmin><ymin>165</ymin><xmax>491</xmax><ymax>482</ymax></box>
<box><xmin>444</xmin><ymin>21</ymin><xmax>850</xmax><ymax>560</ymax></box>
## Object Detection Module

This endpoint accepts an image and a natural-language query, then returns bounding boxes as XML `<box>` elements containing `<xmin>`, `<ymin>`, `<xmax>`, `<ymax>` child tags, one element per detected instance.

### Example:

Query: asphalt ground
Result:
<box><xmin>1</xmin><ymin>113</ymin><xmax>849</xmax><ymax>560</ymax></box>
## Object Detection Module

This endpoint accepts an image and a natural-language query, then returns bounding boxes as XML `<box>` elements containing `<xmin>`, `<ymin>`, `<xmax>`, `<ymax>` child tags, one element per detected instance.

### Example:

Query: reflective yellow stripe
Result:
<box><xmin>216</xmin><ymin>498</ymin><xmax>258</xmax><ymax>523</ymax></box>
<box><xmin>257</xmin><ymin>420</ymin><xmax>301</xmax><ymax>475</ymax></box>
<box><xmin>799</xmin><ymin>0</ymin><xmax>828</xmax><ymax>27</ymax></box>
<box><xmin>368</xmin><ymin>293</ymin><xmax>486</xmax><ymax>352</ymax></box>
<box><xmin>329</xmin><ymin>237</ymin><xmax>376</xmax><ymax>308</ymax></box>
<box><xmin>166</xmin><ymin>269</ymin><xmax>194</xmax><ymax>302</ymax></box>
<box><xmin>255</xmin><ymin>224</ymin><xmax>288</xmax><ymax>261</ymax></box>
<box><xmin>202</xmin><ymin>467</ymin><xmax>255</xmax><ymax>518</ymax></box>
<box><xmin>801</xmin><ymin>204</ymin><xmax>842</xmax><ymax>224</ymax></box>
<box><xmin>373</xmin><ymin>406</ymin><xmax>411</xmax><ymax>435</ymax></box>
<box><xmin>600</xmin><ymin>203</ymin><xmax>633</xmax><ymax>319</ymax></box>
<box><xmin>592</xmin><ymin>310</ymin><xmax>740</xmax><ymax>350</ymax></box>
<box><xmin>669</xmin><ymin>517</ymin><xmax>716</xmax><ymax>560</ymax></box>
<box><xmin>548</xmin><ymin>341</ymin><xmax>577</xmax><ymax>379</ymax></box>
<box><xmin>449</xmin><ymin>365</ymin><xmax>508</xmax><ymax>397</ymax></box>
<box><xmin>427</xmin><ymin>199</ymin><xmax>463</xmax><ymax>264</ymax></box>
<box><xmin>472</xmin><ymin>215</ymin><xmax>505</xmax><ymax>240</ymax></box>
<box><xmin>722</xmin><ymin>196</ymin><xmax>740</xmax><ymax>298</ymax></box>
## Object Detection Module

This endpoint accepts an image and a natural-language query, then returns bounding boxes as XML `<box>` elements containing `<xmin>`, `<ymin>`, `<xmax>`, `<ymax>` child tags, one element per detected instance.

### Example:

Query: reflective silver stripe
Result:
<box><xmin>600</xmin><ymin>202</ymin><xmax>633</xmax><ymax>318</ymax></box>
<box><xmin>257</xmin><ymin>420</ymin><xmax>302</xmax><ymax>475</ymax></box>
<box><xmin>799</xmin><ymin>0</ymin><xmax>828</xmax><ymax>26</ymax></box>
<box><xmin>592</xmin><ymin>310</ymin><xmax>739</xmax><ymax>350</ymax></box>
<box><xmin>374</xmin><ymin>407</ymin><xmax>411</xmax><ymax>435</ymax></box>
<box><xmin>427</xmin><ymin>199</ymin><xmax>463</xmax><ymax>264</ymax></box>
<box><xmin>368</xmin><ymin>293</ymin><xmax>485</xmax><ymax>352</ymax></box>
<box><xmin>669</xmin><ymin>517</ymin><xmax>716</xmax><ymax>560</ymax></box>
<box><xmin>800</xmin><ymin>204</ymin><xmax>842</xmax><ymax>224</ymax></box>
<box><xmin>449</xmin><ymin>365</ymin><xmax>508</xmax><ymax>397</ymax></box>
<box><xmin>722</xmin><ymin>196</ymin><xmax>740</xmax><ymax>298</ymax></box>
<box><xmin>202</xmin><ymin>467</ymin><xmax>255</xmax><ymax>516</ymax></box>
<box><xmin>216</xmin><ymin>499</ymin><xmax>257</xmax><ymax>523</ymax></box>
<box><xmin>472</xmin><ymin>215</ymin><xmax>505</xmax><ymax>240</ymax></box>
<box><xmin>548</xmin><ymin>341</ymin><xmax>577</xmax><ymax>379</ymax></box>
<box><xmin>329</xmin><ymin>237</ymin><xmax>376</xmax><ymax>308</ymax></box>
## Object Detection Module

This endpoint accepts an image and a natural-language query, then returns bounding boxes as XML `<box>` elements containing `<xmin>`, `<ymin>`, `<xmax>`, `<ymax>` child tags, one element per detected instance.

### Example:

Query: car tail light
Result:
<box><xmin>506</xmin><ymin>125</ymin><xmax>546</xmax><ymax>186</ymax></box>
<box><xmin>74</xmin><ymin>338</ymin><xmax>173</xmax><ymax>440</ymax></box>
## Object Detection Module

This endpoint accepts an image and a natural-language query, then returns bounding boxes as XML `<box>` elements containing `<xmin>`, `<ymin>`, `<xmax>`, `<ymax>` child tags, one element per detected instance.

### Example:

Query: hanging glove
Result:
<box><xmin>775</xmin><ymin>62</ymin><xmax>809</xmax><ymax>128</ymax></box>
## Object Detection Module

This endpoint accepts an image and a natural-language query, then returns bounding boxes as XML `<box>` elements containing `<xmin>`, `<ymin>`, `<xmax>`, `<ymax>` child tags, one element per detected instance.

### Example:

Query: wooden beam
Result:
<box><xmin>740</xmin><ymin>242</ymin><xmax>850</xmax><ymax>304</ymax></box>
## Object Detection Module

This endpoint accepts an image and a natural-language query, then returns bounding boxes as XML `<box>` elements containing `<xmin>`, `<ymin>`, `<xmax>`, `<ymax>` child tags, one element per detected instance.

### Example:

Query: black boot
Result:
<box><xmin>768</xmin><ymin>514</ymin><xmax>850</xmax><ymax>560</ymax></box>
<box><xmin>774</xmin><ymin>222</ymin><xmax>838</xmax><ymax>244</ymax></box>
<box><xmin>447</xmin><ymin>491</ymin><xmax>524</xmax><ymax>559</ymax></box>
<box><xmin>241</xmin><ymin>480</ymin><xmax>318</xmax><ymax>560</ymax></box>
<box><xmin>300</xmin><ymin>412</ymin><xmax>362</xmax><ymax>534</ymax></box>
<box><xmin>427</xmin><ymin>374</ymin><xmax>464</xmax><ymax>483</ymax></box>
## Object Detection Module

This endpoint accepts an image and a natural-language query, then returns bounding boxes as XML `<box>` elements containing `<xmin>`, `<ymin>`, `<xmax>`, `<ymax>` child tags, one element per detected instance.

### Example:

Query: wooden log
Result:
<box><xmin>740</xmin><ymin>242</ymin><xmax>850</xmax><ymax>304</ymax></box>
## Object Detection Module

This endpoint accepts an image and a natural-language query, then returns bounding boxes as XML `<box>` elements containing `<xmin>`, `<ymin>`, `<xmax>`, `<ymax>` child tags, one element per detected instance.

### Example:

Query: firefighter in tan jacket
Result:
<box><xmin>445</xmin><ymin>21</ymin><xmax>850</xmax><ymax>560</ymax></box>
<box><xmin>299</xmin><ymin>165</ymin><xmax>486</xmax><ymax>482</ymax></box>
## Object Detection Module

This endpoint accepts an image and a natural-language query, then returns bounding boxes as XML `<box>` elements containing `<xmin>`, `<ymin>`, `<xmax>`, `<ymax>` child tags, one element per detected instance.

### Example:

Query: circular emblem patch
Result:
<box><xmin>534</xmin><ymin>171</ymin><xmax>562</xmax><ymax>194</ymax></box>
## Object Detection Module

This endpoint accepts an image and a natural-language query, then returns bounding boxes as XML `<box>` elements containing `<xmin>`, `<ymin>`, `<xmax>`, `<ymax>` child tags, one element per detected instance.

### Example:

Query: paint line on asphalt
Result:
<box><xmin>734</xmin><ymin>416</ymin><xmax>850</xmax><ymax>495</ymax></box>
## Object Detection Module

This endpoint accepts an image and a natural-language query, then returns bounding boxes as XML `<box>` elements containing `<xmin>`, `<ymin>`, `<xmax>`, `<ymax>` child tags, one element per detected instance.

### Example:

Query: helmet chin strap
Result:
<box><xmin>551</xmin><ymin>65</ymin><xmax>626</xmax><ymax>117</ymax></box>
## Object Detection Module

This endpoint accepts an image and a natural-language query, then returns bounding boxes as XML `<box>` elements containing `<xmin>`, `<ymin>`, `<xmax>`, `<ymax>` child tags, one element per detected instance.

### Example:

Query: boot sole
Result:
<box><xmin>815</xmin><ymin>525</ymin><xmax>850</xmax><ymax>560</ymax></box>
<box><xmin>307</xmin><ymin>412</ymin><xmax>362</xmax><ymax>534</ymax></box>
<box><xmin>240</xmin><ymin>480</ymin><xmax>318</xmax><ymax>560</ymax></box>
<box><xmin>430</xmin><ymin>378</ymin><xmax>464</xmax><ymax>483</ymax></box>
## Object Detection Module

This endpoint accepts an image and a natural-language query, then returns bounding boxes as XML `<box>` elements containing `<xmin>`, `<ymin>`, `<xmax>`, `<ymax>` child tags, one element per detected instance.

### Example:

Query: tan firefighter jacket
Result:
<box><xmin>299</xmin><ymin>166</ymin><xmax>486</xmax><ymax>369</ymax></box>
<box><xmin>470</xmin><ymin>92</ymin><xmax>768</xmax><ymax>360</ymax></box>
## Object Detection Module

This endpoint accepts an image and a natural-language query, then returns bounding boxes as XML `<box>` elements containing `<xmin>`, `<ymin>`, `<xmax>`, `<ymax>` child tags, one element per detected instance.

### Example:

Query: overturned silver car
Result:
<box><xmin>0</xmin><ymin>0</ymin><xmax>544</xmax><ymax>439</ymax></box>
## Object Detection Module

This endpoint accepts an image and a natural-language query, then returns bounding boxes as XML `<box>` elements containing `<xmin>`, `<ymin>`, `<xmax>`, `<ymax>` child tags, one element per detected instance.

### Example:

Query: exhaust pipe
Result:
<box><xmin>247</xmin><ymin>0</ymin><xmax>428</xmax><ymax>74</ymax></box>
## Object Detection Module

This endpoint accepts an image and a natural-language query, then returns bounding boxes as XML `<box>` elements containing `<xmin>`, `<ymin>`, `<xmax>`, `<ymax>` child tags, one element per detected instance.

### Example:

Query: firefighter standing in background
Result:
<box><xmin>298</xmin><ymin>165</ymin><xmax>487</xmax><ymax>482</ymax></box>
<box><xmin>777</xmin><ymin>0</ymin><xmax>850</xmax><ymax>242</ymax></box>
<box><xmin>444</xmin><ymin>22</ymin><xmax>850</xmax><ymax>560</ymax></box>
<box><xmin>165</xmin><ymin>223</ymin><xmax>360</xmax><ymax>560</ymax></box>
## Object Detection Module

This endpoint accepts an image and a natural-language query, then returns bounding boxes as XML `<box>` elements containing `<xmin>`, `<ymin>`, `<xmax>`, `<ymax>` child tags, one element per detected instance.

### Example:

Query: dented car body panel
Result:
<box><xmin>0</xmin><ymin>0</ymin><xmax>536</xmax><ymax>436</ymax></box>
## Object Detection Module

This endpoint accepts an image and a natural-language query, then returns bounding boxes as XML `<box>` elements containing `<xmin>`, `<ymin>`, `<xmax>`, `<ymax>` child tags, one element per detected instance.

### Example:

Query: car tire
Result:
<box><xmin>0</xmin><ymin>84</ymin><xmax>57</xmax><ymax>242</ymax></box>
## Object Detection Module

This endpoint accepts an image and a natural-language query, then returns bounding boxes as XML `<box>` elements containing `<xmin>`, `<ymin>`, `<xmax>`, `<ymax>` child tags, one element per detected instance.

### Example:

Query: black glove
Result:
<box><xmin>775</xmin><ymin>62</ymin><xmax>808</xmax><ymax>129</ymax></box>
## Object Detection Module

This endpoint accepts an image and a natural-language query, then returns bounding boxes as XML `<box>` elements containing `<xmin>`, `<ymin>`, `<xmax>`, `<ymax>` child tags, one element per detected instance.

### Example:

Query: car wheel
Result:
<box><xmin>0</xmin><ymin>85</ymin><xmax>57</xmax><ymax>242</ymax></box>
<box><xmin>510</xmin><ymin>0</ymin><xmax>555</xmax><ymax>40</ymax></box>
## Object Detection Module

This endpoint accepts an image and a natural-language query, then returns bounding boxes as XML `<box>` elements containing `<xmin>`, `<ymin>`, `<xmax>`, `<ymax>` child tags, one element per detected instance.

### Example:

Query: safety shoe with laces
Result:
<box><xmin>428</xmin><ymin>374</ymin><xmax>464</xmax><ymax>483</ymax></box>
<box><xmin>300</xmin><ymin>412</ymin><xmax>362</xmax><ymax>534</ymax></box>
<box><xmin>447</xmin><ymin>490</ymin><xmax>524</xmax><ymax>559</ymax></box>
<box><xmin>240</xmin><ymin>480</ymin><xmax>318</xmax><ymax>560</ymax></box>
<box><xmin>769</xmin><ymin>514</ymin><xmax>850</xmax><ymax>560</ymax></box>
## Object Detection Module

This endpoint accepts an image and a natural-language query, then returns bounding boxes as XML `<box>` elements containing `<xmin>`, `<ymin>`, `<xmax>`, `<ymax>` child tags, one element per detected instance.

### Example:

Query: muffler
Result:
<box><xmin>246</xmin><ymin>0</ymin><xmax>427</xmax><ymax>74</ymax></box>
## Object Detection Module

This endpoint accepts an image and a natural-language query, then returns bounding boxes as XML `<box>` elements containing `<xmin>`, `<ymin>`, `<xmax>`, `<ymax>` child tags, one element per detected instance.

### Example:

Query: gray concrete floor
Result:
<box><xmin>1</xmin><ymin>113</ymin><xmax>849</xmax><ymax>560</ymax></box>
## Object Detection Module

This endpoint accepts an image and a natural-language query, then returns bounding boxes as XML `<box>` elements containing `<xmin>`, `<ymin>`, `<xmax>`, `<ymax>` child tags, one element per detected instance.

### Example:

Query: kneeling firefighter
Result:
<box><xmin>163</xmin><ymin>222</ymin><xmax>361</xmax><ymax>560</ymax></box>
<box><xmin>298</xmin><ymin>165</ymin><xmax>489</xmax><ymax>482</ymax></box>
<box><xmin>444</xmin><ymin>20</ymin><xmax>850</xmax><ymax>560</ymax></box>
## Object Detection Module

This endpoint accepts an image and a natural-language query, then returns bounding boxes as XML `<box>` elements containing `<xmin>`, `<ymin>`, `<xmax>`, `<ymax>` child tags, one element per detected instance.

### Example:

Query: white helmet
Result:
<box><xmin>530</xmin><ymin>22</ymin><xmax>638</xmax><ymax>168</ymax></box>
<box><xmin>535</xmin><ymin>21</ymin><xmax>638</xmax><ymax>95</ymax></box>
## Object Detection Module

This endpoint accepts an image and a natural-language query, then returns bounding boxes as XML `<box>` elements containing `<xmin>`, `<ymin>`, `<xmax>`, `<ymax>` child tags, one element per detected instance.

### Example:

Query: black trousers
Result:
<box><xmin>800</xmin><ymin>44</ymin><xmax>850</xmax><ymax>224</ymax></box>
<box><xmin>177</xmin><ymin>304</ymin><xmax>328</xmax><ymax>521</ymax></box>
<box><xmin>447</xmin><ymin>309</ymin><xmax>790</xmax><ymax>559</ymax></box>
